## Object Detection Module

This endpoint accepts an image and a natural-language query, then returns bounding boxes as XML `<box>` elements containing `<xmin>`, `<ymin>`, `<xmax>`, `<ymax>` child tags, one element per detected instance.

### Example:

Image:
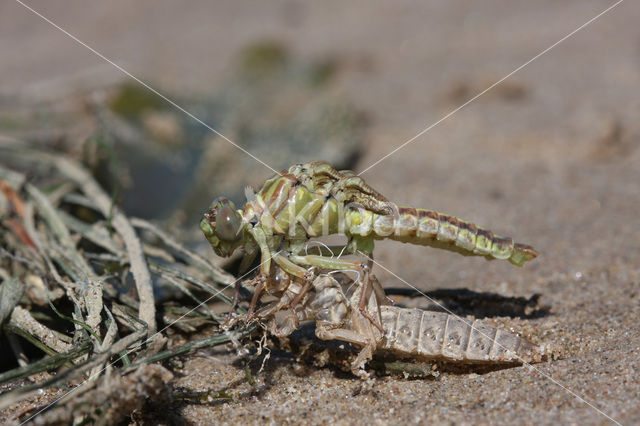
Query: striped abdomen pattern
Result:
<box><xmin>351</xmin><ymin>206</ymin><xmax>538</xmax><ymax>266</ymax></box>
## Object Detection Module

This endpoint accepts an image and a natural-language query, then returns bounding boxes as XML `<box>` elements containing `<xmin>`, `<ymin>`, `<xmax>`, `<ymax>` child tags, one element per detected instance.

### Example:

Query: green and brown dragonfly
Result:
<box><xmin>200</xmin><ymin>161</ymin><xmax>538</xmax><ymax>322</ymax></box>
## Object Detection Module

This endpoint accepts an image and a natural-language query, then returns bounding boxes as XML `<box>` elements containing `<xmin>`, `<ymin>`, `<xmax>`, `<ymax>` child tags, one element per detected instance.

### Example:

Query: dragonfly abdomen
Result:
<box><xmin>347</xmin><ymin>206</ymin><xmax>538</xmax><ymax>266</ymax></box>
<box><xmin>379</xmin><ymin>306</ymin><xmax>543</xmax><ymax>363</ymax></box>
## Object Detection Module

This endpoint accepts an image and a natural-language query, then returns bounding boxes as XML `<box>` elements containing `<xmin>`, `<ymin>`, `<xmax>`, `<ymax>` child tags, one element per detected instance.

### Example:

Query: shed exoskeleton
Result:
<box><xmin>248</xmin><ymin>268</ymin><xmax>544</xmax><ymax>376</ymax></box>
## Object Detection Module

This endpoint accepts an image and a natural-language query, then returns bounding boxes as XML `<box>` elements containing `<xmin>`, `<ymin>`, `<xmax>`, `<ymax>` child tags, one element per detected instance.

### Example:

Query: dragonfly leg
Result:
<box><xmin>271</xmin><ymin>253</ymin><xmax>318</xmax><ymax>323</ymax></box>
<box><xmin>288</xmin><ymin>278</ymin><xmax>313</xmax><ymax>313</ymax></box>
<box><xmin>371</xmin><ymin>274</ymin><xmax>393</xmax><ymax>306</ymax></box>
<box><xmin>228</xmin><ymin>251</ymin><xmax>261</xmax><ymax>322</ymax></box>
<box><xmin>254</xmin><ymin>299</ymin><xmax>282</xmax><ymax>319</ymax></box>
<box><xmin>300</xmin><ymin>243</ymin><xmax>349</xmax><ymax>257</ymax></box>
<box><xmin>227</xmin><ymin>280</ymin><xmax>241</xmax><ymax>324</ymax></box>
<box><xmin>247</xmin><ymin>276</ymin><xmax>266</xmax><ymax>317</ymax></box>
<box><xmin>315</xmin><ymin>318</ymin><xmax>376</xmax><ymax>378</ymax></box>
<box><xmin>248</xmin><ymin>226</ymin><xmax>273</xmax><ymax>276</ymax></box>
<box><xmin>225</xmin><ymin>273</ymin><xmax>262</xmax><ymax>326</ymax></box>
<box><xmin>272</xmin><ymin>253</ymin><xmax>313</xmax><ymax>279</ymax></box>
<box><xmin>356</xmin><ymin>270</ymin><xmax>384</xmax><ymax>333</ymax></box>
<box><xmin>288</xmin><ymin>254</ymin><xmax>384</xmax><ymax>333</ymax></box>
<box><xmin>289</xmin><ymin>253</ymin><xmax>365</xmax><ymax>272</ymax></box>
<box><xmin>243</xmin><ymin>227</ymin><xmax>279</xmax><ymax>315</ymax></box>
<box><xmin>274</xmin><ymin>277</ymin><xmax>314</xmax><ymax>333</ymax></box>
<box><xmin>253</xmin><ymin>292</ymin><xmax>300</xmax><ymax>337</ymax></box>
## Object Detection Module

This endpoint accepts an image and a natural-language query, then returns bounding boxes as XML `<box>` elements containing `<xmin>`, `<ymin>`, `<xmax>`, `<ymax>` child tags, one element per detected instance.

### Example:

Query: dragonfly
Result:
<box><xmin>200</xmin><ymin>161</ymin><xmax>539</xmax><ymax>333</ymax></box>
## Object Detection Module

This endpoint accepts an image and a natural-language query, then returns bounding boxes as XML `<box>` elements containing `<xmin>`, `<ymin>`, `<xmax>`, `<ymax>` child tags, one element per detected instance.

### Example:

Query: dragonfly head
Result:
<box><xmin>201</xmin><ymin>197</ymin><xmax>244</xmax><ymax>257</ymax></box>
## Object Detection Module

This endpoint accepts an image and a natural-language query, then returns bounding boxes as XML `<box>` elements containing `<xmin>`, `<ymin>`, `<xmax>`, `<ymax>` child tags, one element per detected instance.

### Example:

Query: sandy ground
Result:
<box><xmin>2</xmin><ymin>1</ymin><xmax>640</xmax><ymax>424</ymax></box>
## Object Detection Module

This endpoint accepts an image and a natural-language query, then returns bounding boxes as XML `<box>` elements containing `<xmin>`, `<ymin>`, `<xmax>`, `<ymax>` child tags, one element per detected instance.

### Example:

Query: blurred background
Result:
<box><xmin>1</xmin><ymin>1</ymin><xmax>639</xmax><ymax>423</ymax></box>
<box><xmin>2</xmin><ymin>0</ymin><xmax>639</xmax><ymax>289</ymax></box>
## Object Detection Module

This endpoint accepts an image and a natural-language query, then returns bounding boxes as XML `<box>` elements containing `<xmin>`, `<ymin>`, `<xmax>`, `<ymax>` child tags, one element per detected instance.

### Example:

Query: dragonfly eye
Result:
<box><xmin>216</xmin><ymin>205</ymin><xmax>242</xmax><ymax>242</ymax></box>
